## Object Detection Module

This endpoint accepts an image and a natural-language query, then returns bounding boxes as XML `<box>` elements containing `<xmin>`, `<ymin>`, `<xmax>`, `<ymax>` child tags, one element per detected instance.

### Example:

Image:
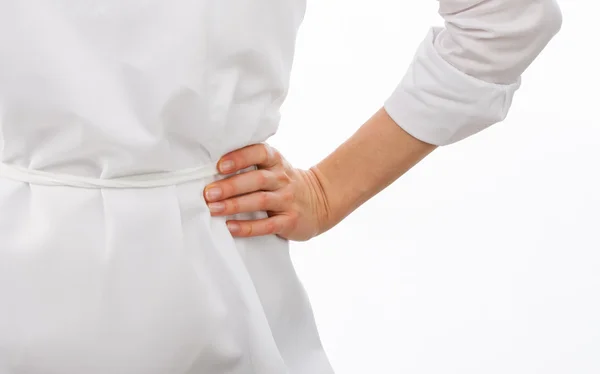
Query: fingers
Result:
<box><xmin>207</xmin><ymin>188</ymin><xmax>294</xmax><ymax>216</ymax></box>
<box><xmin>216</xmin><ymin>143</ymin><xmax>280</xmax><ymax>174</ymax></box>
<box><xmin>207</xmin><ymin>142</ymin><xmax>300</xmax><ymax>239</ymax></box>
<box><xmin>226</xmin><ymin>214</ymin><xmax>297</xmax><ymax>237</ymax></box>
<box><xmin>204</xmin><ymin>168</ymin><xmax>291</xmax><ymax>203</ymax></box>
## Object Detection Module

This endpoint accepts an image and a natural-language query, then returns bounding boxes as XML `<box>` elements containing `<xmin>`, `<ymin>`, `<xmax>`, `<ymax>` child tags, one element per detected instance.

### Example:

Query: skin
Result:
<box><xmin>203</xmin><ymin>107</ymin><xmax>436</xmax><ymax>241</ymax></box>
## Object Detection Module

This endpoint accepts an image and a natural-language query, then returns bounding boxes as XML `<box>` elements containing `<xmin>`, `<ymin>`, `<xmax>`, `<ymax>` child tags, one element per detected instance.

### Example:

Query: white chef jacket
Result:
<box><xmin>0</xmin><ymin>1</ymin><xmax>561</xmax><ymax>373</ymax></box>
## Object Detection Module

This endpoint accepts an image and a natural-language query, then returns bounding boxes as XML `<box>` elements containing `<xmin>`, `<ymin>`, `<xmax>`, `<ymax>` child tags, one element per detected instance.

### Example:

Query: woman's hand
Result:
<box><xmin>203</xmin><ymin>143</ymin><xmax>331</xmax><ymax>241</ymax></box>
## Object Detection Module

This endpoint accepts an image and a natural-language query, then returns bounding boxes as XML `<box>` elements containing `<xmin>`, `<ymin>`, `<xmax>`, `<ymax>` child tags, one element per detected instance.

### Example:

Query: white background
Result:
<box><xmin>271</xmin><ymin>1</ymin><xmax>600</xmax><ymax>373</ymax></box>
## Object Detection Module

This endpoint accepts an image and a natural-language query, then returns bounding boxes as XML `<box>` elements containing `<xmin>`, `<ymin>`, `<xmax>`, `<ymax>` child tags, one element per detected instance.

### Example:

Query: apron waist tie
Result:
<box><xmin>0</xmin><ymin>163</ymin><xmax>220</xmax><ymax>189</ymax></box>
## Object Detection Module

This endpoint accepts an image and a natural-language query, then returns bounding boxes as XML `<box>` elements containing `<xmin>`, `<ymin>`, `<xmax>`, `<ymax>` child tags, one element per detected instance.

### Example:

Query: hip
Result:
<box><xmin>0</xmin><ymin>173</ymin><xmax>287</xmax><ymax>374</ymax></box>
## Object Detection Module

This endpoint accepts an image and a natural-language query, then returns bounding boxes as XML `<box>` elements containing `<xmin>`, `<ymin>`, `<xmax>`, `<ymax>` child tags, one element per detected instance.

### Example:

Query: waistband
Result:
<box><xmin>0</xmin><ymin>163</ymin><xmax>220</xmax><ymax>189</ymax></box>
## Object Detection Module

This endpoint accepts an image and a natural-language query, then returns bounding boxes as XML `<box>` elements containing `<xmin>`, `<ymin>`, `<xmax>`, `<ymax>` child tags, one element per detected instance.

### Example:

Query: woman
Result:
<box><xmin>0</xmin><ymin>0</ymin><xmax>561</xmax><ymax>373</ymax></box>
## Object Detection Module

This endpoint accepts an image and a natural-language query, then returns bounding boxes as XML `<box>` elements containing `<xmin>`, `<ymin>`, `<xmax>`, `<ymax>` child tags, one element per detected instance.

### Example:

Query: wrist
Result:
<box><xmin>305</xmin><ymin>166</ymin><xmax>339</xmax><ymax>236</ymax></box>
<box><xmin>306</xmin><ymin>108</ymin><xmax>436</xmax><ymax>236</ymax></box>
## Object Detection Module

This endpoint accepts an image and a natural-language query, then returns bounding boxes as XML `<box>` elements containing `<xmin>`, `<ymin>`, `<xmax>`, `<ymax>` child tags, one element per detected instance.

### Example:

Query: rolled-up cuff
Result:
<box><xmin>383</xmin><ymin>27</ymin><xmax>521</xmax><ymax>146</ymax></box>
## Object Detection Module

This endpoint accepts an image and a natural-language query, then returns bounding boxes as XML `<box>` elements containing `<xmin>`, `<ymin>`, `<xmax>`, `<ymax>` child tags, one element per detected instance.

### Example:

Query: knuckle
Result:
<box><xmin>229</xmin><ymin>198</ymin><xmax>240</xmax><ymax>213</ymax></box>
<box><xmin>264</xmin><ymin>144</ymin><xmax>281</xmax><ymax>164</ymax></box>
<box><xmin>286</xmin><ymin>211</ymin><xmax>300</xmax><ymax>230</ymax></box>
<box><xmin>275</xmin><ymin>170</ymin><xmax>291</xmax><ymax>185</ymax></box>
<box><xmin>255</xmin><ymin>169</ymin><xmax>269</xmax><ymax>186</ymax></box>
<box><xmin>288</xmin><ymin>210</ymin><xmax>300</xmax><ymax>223</ymax></box>
<box><xmin>265</xmin><ymin>171</ymin><xmax>280</xmax><ymax>189</ymax></box>
<box><xmin>264</xmin><ymin>220</ymin><xmax>278</xmax><ymax>235</ymax></box>
<box><xmin>260</xmin><ymin>144</ymin><xmax>271</xmax><ymax>163</ymax></box>
<box><xmin>259</xmin><ymin>191</ymin><xmax>271</xmax><ymax>208</ymax></box>
<box><xmin>271</xmin><ymin>148</ymin><xmax>282</xmax><ymax>164</ymax></box>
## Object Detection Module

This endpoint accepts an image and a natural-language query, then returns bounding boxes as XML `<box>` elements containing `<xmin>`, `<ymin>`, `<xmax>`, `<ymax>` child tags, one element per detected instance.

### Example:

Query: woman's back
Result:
<box><xmin>0</xmin><ymin>1</ymin><xmax>333</xmax><ymax>373</ymax></box>
<box><xmin>0</xmin><ymin>0</ymin><xmax>303</xmax><ymax>175</ymax></box>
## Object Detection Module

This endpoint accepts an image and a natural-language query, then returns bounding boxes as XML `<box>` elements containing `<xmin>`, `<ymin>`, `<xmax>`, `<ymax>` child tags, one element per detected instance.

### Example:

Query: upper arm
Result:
<box><xmin>435</xmin><ymin>0</ymin><xmax>563</xmax><ymax>84</ymax></box>
<box><xmin>382</xmin><ymin>0</ymin><xmax>562</xmax><ymax>146</ymax></box>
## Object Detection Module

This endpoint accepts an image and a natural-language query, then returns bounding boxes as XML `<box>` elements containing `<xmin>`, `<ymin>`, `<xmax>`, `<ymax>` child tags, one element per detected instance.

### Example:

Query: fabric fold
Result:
<box><xmin>384</xmin><ymin>27</ymin><xmax>521</xmax><ymax>146</ymax></box>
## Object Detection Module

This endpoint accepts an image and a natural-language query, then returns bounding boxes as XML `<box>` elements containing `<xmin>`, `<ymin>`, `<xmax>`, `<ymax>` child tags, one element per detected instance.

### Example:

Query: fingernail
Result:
<box><xmin>219</xmin><ymin>160</ymin><xmax>235</xmax><ymax>173</ymax></box>
<box><xmin>227</xmin><ymin>222</ymin><xmax>240</xmax><ymax>233</ymax></box>
<box><xmin>205</xmin><ymin>187</ymin><xmax>222</xmax><ymax>201</ymax></box>
<box><xmin>208</xmin><ymin>202</ymin><xmax>225</xmax><ymax>213</ymax></box>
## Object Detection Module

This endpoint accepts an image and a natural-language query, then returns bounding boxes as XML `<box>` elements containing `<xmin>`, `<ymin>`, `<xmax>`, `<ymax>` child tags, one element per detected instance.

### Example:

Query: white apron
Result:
<box><xmin>0</xmin><ymin>1</ymin><xmax>333</xmax><ymax>373</ymax></box>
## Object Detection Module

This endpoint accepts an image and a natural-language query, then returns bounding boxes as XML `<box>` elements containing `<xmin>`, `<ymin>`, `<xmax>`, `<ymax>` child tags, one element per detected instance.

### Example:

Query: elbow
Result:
<box><xmin>436</xmin><ymin>0</ymin><xmax>564</xmax><ymax>84</ymax></box>
<box><xmin>534</xmin><ymin>0</ymin><xmax>563</xmax><ymax>45</ymax></box>
<box><xmin>514</xmin><ymin>0</ymin><xmax>563</xmax><ymax>71</ymax></box>
<box><xmin>495</xmin><ymin>0</ymin><xmax>563</xmax><ymax>56</ymax></box>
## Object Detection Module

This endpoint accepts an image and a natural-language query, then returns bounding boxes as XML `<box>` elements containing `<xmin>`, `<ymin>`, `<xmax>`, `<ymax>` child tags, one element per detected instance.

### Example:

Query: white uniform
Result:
<box><xmin>0</xmin><ymin>0</ymin><xmax>561</xmax><ymax>373</ymax></box>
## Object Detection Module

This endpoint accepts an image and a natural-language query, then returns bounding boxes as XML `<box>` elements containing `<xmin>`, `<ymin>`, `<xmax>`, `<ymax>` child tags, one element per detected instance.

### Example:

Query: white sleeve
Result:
<box><xmin>383</xmin><ymin>0</ymin><xmax>562</xmax><ymax>146</ymax></box>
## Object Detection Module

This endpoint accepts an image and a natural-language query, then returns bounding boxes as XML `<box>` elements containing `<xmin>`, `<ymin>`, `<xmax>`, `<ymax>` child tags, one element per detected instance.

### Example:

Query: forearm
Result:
<box><xmin>307</xmin><ymin>0</ymin><xmax>562</xmax><ymax>233</ymax></box>
<box><xmin>309</xmin><ymin>107</ymin><xmax>436</xmax><ymax>232</ymax></box>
